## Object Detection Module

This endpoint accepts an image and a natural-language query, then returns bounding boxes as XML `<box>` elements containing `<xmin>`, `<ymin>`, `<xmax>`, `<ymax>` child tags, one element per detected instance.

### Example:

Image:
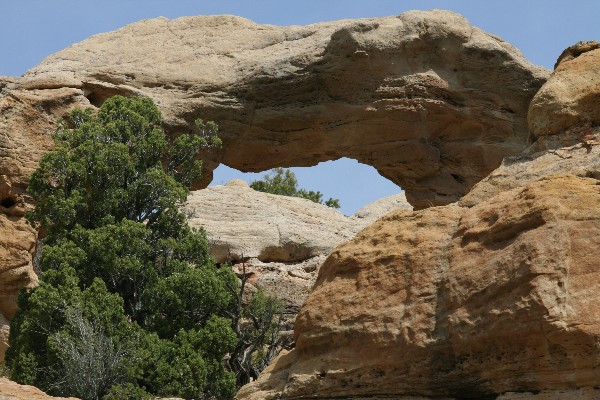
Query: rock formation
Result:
<box><xmin>237</xmin><ymin>41</ymin><xmax>600</xmax><ymax>399</ymax></box>
<box><xmin>0</xmin><ymin>80</ymin><xmax>89</xmax><ymax>353</ymax></box>
<box><xmin>185</xmin><ymin>179</ymin><xmax>410</xmax><ymax>316</ymax></box>
<box><xmin>462</xmin><ymin>41</ymin><xmax>600</xmax><ymax>207</ymax></box>
<box><xmin>185</xmin><ymin>179</ymin><xmax>410</xmax><ymax>264</ymax></box>
<box><xmin>0</xmin><ymin>12</ymin><xmax>547</xmax><ymax>363</ymax></box>
<box><xmin>7</xmin><ymin>8</ymin><xmax>598</xmax><ymax>399</ymax></box>
<box><xmin>0</xmin><ymin>378</ymin><xmax>76</xmax><ymax>400</ymax></box>
<box><xmin>240</xmin><ymin>175</ymin><xmax>600</xmax><ymax>399</ymax></box>
<box><xmin>17</xmin><ymin>9</ymin><xmax>547</xmax><ymax>208</ymax></box>
<box><xmin>529</xmin><ymin>41</ymin><xmax>600</xmax><ymax>142</ymax></box>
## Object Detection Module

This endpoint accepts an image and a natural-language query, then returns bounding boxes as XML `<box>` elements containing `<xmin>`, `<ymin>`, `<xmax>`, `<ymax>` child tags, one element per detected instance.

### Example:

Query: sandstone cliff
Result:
<box><xmin>237</xmin><ymin>42</ymin><xmax>600</xmax><ymax>399</ymax></box>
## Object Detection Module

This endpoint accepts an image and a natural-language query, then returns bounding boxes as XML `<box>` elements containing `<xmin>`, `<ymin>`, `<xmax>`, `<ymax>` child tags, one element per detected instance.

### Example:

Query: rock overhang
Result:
<box><xmin>19</xmin><ymin>9</ymin><xmax>549</xmax><ymax>208</ymax></box>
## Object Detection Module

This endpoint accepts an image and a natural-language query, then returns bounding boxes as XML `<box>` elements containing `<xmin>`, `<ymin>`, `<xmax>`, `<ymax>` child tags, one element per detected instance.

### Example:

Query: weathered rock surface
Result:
<box><xmin>529</xmin><ymin>41</ymin><xmax>600</xmax><ymax>140</ymax></box>
<box><xmin>21</xmin><ymin>10</ymin><xmax>548</xmax><ymax>208</ymax></box>
<box><xmin>185</xmin><ymin>179</ymin><xmax>410</xmax><ymax>263</ymax></box>
<box><xmin>460</xmin><ymin>132</ymin><xmax>600</xmax><ymax>207</ymax></box>
<box><xmin>185</xmin><ymin>179</ymin><xmax>411</xmax><ymax>315</ymax></box>
<box><xmin>238</xmin><ymin>175</ymin><xmax>600</xmax><ymax>400</ymax></box>
<box><xmin>238</xmin><ymin>39</ymin><xmax>600</xmax><ymax>399</ymax></box>
<box><xmin>0</xmin><ymin>378</ymin><xmax>76</xmax><ymax>400</ymax></box>
<box><xmin>464</xmin><ymin>41</ymin><xmax>600</xmax><ymax>206</ymax></box>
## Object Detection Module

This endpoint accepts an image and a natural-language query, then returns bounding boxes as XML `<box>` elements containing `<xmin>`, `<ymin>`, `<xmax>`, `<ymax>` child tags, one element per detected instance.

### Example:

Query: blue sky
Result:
<box><xmin>2</xmin><ymin>1</ymin><xmax>598</xmax><ymax>215</ymax></box>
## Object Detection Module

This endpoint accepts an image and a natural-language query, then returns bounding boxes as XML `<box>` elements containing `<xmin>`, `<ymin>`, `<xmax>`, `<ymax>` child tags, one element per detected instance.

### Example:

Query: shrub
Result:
<box><xmin>250</xmin><ymin>167</ymin><xmax>340</xmax><ymax>208</ymax></box>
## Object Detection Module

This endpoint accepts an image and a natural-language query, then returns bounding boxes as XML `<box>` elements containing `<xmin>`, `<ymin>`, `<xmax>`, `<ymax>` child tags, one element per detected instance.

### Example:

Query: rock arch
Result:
<box><xmin>0</xmin><ymin>10</ymin><xmax>549</xmax><ymax>360</ymax></box>
<box><xmin>17</xmin><ymin>10</ymin><xmax>548</xmax><ymax>209</ymax></box>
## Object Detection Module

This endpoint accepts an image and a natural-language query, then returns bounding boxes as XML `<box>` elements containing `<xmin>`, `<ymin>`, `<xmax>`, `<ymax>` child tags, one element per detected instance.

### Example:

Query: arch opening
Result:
<box><xmin>210</xmin><ymin>158</ymin><xmax>406</xmax><ymax>216</ymax></box>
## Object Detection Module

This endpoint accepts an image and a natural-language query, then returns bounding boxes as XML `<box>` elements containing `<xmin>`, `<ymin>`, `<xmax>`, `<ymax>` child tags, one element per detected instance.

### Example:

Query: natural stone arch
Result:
<box><xmin>0</xmin><ymin>11</ymin><xmax>550</xmax><ymax>360</ymax></box>
<box><xmin>19</xmin><ymin>9</ymin><xmax>548</xmax><ymax>209</ymax></box>
<box><xmin>210</xmin><ymin>158</ymin><xmax>404</xmax><ymax>215</ymax></box>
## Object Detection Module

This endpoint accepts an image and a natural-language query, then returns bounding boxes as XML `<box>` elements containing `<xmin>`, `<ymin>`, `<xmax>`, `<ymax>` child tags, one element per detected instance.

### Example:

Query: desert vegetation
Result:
<box><xmin>5</xmin><ymin>96</ymin><xmax>284</xmax><ymax>399</ymax></box>
<box><xmin>250</xmin><ymin>167</ymin><xmax>340</xmax><ymax>209</ymax></box>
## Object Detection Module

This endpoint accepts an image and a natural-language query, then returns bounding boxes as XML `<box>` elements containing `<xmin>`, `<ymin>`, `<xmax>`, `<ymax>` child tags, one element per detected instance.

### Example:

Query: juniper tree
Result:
<box><xmin>7</xmin><ymin>96</ymin><xmax>283</xmax><ymax>399</ymax></box>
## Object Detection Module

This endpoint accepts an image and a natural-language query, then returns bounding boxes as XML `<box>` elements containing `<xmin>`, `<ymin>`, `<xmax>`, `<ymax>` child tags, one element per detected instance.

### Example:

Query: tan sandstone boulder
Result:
<box><xmin>0</xmin><ymin>378</ymin><xmax>76</xmax><ymax>400</ymax></box>
<box><xmin>529</xmin><ymin>41</ymin><xmax>600</xmax><ymax>140</ymax></box>
<box><xmin>185</xmin><ymin>179</ymin><xmax>411</xmax><ymax>263</ymax></box>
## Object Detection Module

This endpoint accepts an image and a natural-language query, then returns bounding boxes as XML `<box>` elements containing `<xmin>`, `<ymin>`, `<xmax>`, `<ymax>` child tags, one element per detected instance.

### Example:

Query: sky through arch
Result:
<box><xmin>211</xmin><ymin>159</ymin><xmax>402</xmax><ymax>216</ymax></box>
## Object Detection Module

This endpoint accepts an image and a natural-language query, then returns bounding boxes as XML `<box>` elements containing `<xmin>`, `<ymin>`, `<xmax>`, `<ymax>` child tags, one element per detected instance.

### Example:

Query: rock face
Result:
<box><xmin>237</xmin><ymin>41</ymin><xmax>600</xmax><ymax>399</ymax></box>
<box><xmin>239</xmin><ymin>178</ymin><xmax>600</xmax><ymax>400</ymax></box>
<box><xmin>185</xmin><ymin>179</ymin><xmax>411</xmax><ymax>315</ymax></box>
<box><xmin>0</xmin><ymin>79</ymin><xmax>87</xmax><ymax>355</ymax></box>
<box><xmin>0</xmin><ymin>378</ymin><xmax>76</xmax><ymax>400</ymax></box>
<box><xmin>463</xmin><ymin>41</ymin><xmax>600</xmax><ymax>207</ymax></box>
<box><xmin>185</xmin><ymin>179</ymin><xmax>410</xmax><ymax>263</ymax></box>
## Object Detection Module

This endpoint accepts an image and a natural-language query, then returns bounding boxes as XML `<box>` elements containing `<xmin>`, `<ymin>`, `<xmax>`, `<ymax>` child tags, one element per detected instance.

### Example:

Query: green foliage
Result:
<box><xmin>250</xmin><ymin>167</ymin><xmax>340</xmax><ymax>209</ymax></box>
<box><xmin>7</xmin><ymin>96</ymin><xmax>284</xmax><ymax>399</ymax></box>
<box><xmin>6</xmin><ymin>265</ymin><xmax>138</xmax><ymax>396</ymax></box>
<box><xmin>26</xmin><ymin>96</ymin><xmax>215</xmax><ymax>240</ymax></box>
<box><xmin>104</xmin><ymin>383</ymin><xmax>152</xmax><ymax>400</ymax></box>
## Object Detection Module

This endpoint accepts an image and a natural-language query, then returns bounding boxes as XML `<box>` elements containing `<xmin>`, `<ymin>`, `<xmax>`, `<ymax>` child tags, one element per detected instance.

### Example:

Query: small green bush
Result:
<box><xmin>250</xmin><ymin>167</ymin><xmax>340</xmax><ymax>208</ymax></box>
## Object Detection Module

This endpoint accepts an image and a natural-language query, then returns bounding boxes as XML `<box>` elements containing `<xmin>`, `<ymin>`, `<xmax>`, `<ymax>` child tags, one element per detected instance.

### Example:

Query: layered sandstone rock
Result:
<box><xmin>238</xmin><ymin>39</ymin><xmax>600</xmax><ymax>399</ymax></box>
<box><xmin>0</xmin><ymin>9</ymin><xmax>564</xmax><ymax>395</ymax></box>
<box><xmin>185</xmin><ymin>179</ymin><xmax>410</xmax><ymax>263</ymax></box>
<box><xmin>463</xmin><ymin>41</ymin><xmax>600</xmax><ymax>206</ymax></box>
<box><xmin>185</xmin><ymin>180</ymin><xmax>411</xmax><ymax>315</ymax></box>
<box><xmin>21</xmin><ymin>10</ymin><xmax>547</xmax><ymax>208</ymax></box>
<box><xmin>239</xmin><ymin>175</ymin><xmax>600</xmax><ymax>400</ymax></box>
